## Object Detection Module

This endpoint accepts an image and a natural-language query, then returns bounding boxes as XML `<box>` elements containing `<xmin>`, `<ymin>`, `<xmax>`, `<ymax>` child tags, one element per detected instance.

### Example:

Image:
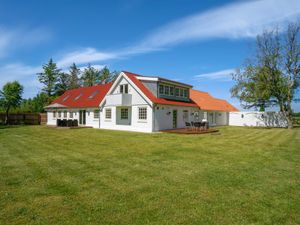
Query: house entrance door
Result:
<box><xmin>172</xmin><ymin>110</ymin><xmax>177</xmax><ymax>128</ymax></box>
<box><xmin>79</xmin><ymin>110</ymin><xmax>86</xmax><ymax>125</ymax></box>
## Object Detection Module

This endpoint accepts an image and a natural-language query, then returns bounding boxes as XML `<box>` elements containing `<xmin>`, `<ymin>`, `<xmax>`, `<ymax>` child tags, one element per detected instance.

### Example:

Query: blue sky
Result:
<box><xmin>1</xmin><ymin>0</ymin><xmax>300</xmax><ymax>111</ymax></box>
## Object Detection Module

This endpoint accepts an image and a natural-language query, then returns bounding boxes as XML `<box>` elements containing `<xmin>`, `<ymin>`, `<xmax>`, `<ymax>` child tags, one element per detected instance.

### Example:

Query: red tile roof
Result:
<box><xmin>48</xmin><ymin>71</ymin><xmax>238</xmax><ymax>112</ymax></box>
<box><xmin>50</xmin><ymin>83</ymin><xmax>112</xmax><ymax>108</ymax></box>
<box><xmin>190</xmin><ymin>89</ymin><xmax>239</xmax><ymax>112</ymax></box>
<box><xmin>123</xmin><ymin>71</ymin><xmax>198</xmax><ymax>107</ymax></box>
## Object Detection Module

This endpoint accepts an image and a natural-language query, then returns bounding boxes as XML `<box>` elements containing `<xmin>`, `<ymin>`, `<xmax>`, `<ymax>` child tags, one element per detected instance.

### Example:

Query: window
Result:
<box><xmin>58</xmin><ymin>111</ymin><xmax>61</xmax><ymax>117</ymax></box>
<box><xmin>120</xmin><ymin>84</ymin><xmax>128</xmax><ymax>94</ymax></box>
<box><xmin>62</xmin><ymin>95</ymin><xmax>69</xmax><ymax>102</ymax></box>
<box><xmin>74</xmin><ymin>93</ymin><xmax>83</xmax><ymax>101</ymax></box>
<box><xmin>89</xmin><ymin>90</ymin><xmax>99</xmax><ymax>99</ymax></box>
<box><xmin>53</xmin><ymin>111</ymin><xmax>56</xmax><ymax>118</ymax></box>
<box><xmin>138</xmin><ymin>107</ymin><xmax>147</xmax><ymax>120</ymax></box>
<box><xmin>170</xmin><ymin>86</ymin><xmax>174</xmax><ymax>95</ymax></box>
<box><xmin>183</xmin><ymin>89</ymin><xmax>188</xmax><ymax>98</ymax></box>
<box><xmin>69</xmin><ymin>112</ymin><xmax>73</xmax><ymax>118</ymax></box>
<box><xmin>164</xmin><ymin>86</ymin><xmax>170</xmax><ymax>95</ymax></box>
<box><xmin>94</xmin><ymin>110</ymin><xmax>100</xmax><ymax>119</ymax></box>
<box><xmin>105</xmin><ymin>108</ymin><xmax>112</xmax><ymax>119</ymax></box>
<box><xmin>121</xmin><ymin>108</ymin><xmax>128</xmax><ymax>119</ymax></box>
<box><xmin>159</xmin><ymin>85</ymin><xmax>164</xmax><ymax>94</ymax></box>
<box><xmin>180</xmin><ymin>88</ymin><xmax>184</xmax><ymax>97</ymax></box>
<box><xmin>64</xmin><ymin>111</ymin><xmax>67</xmax><ymax>118</ymax></box>
<box><xmin>183</xmin><ymin>110</ymin><xmax>189</xmax><ymax>120</ymax></box>
<box><xmin>175</xmin><ymin>88</ymin><xmax>180</xmax><ymax>96</ymax></box>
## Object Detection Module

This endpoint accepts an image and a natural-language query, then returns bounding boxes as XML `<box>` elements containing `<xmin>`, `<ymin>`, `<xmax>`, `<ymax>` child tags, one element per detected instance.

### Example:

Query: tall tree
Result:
<box><xmin>37</xmin><ymin>58</ymin><xmax>61</xmax><ymax>96</ymax></box>
<box><xmin>0</xmin><ymin>81</ymin><xmax>23</xmax><ymax>124</ymax></box>
<box><xmin>231</xmin><ymin>23</ymin><xmax>300</xmax><ymax>128</ymax></box>
<box><xmin>55</xmin><ymin>72</ymin><xmax>70</xmax><ymax>96</ymax></box>
<box><xmin>81</xmin><ymin>64</ymin><xmax>101</xmax><ymax>87</ymax></box>
<box><xmin>69</xmin><ymin>63</ymin><xmax>81</xmax><ymax>89</ymax></box>
<box><xmin>99</xmin><ymin>66</ymin><xmax>110</xmax><ymax>84</ymax></box>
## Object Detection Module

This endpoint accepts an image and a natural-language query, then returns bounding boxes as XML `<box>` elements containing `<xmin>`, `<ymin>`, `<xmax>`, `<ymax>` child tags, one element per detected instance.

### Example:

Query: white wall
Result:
<box><xmin>229</xmin><ymin>112</ymin><xmax>288</xmax><ymax>127</ymax></box>
<box><xmin>85</xmin><ymin>108</ymin><xmax>100</xmax><ymax>128</ymax></box>
<box><xmin>100</xmin><ymin>76</ymin><xmax>153</xmax><ymax>132</ymax></box>
<box><xmin>153</xmin><ymin>105</ymin><xmax>199</xmax><ymax>131</ymax></box>
<box><xmin>100</xmin><ymin>105</ymin><xmax>153</xmax><ymax>132</ymax></box>
<box><xmin>46</xmin><ymin>108</ymin><xmax>99</xmax><ymax>128</ymax></box>
<box><xmin>47</xmin><ymin>111</ymin><xmax>56</xmax><ymax>125</ymax></box>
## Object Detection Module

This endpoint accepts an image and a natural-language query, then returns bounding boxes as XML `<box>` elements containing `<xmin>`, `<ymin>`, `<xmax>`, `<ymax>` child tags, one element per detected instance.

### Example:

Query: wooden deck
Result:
<box><xmin>161</xmin><ymin>128</ymin><xmax>219</xmax><ymax>135</ymax></box>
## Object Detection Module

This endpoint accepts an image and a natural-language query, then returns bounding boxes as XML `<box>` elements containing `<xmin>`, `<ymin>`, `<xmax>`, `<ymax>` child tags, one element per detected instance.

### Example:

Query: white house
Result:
<box><xmin>45</xmin><ymin>71</ymin><xmax>239</xmax><ymax>132</ymax></box>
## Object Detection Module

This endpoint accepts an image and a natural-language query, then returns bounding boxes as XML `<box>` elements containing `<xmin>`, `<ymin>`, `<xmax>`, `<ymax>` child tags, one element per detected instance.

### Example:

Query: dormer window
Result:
<box><xmin>183</xmin><ymin>89</ymin><xmax>188</xmax><ymax>98</ymax></box>
<box><xmin>175</xmin><ymin>88</ymin><xmax>180</xmax><ymax>97</ymax></box>
<box><xmin>159</xmin><ymin>85</ymin><xmax>164</xmax><ymax>94</ymax></box>
<box><xmin>164</xmin><ymin>86</ymin><xmax>170</xmax><ymax>95</ymax></box>
<box><xmin>120</xmin><ymin>84</ymin><xmax>128</xmax><ymax>94</ymax></box>
<box><xmin>170</xmin><ymin>86</ymin><xmax>174</xmax><ymax>95</ymax></box>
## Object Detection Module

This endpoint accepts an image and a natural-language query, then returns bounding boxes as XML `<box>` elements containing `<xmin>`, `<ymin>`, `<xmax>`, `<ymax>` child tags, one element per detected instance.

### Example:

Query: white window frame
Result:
<box><xmin>58</xmin><ymin>111</ymin><xmax>61</xmax><ymax>118</ymax></box>
<box><xmin>159</xmin><ymin>85</ymin><xmax>164</xmax><ymax>94</ymax></box>
<box><xmin>120</xmin><ymin>84</ymin><xmax>128</xmax><ymax>94</ymax></box>
<box><xmin>164</xmin><ymin>85</ymin><xmax>170</xmax><ymax>95</ymax></box>
<box><xmin>138</xmin><ymin>107</ymin><xmax>147</xmax><ymax>120</ymax></box>
<box><xmin>105</xmin><ymin>108</ymin><xmax>112</xmax><ymax>119</ymax></box>
<box><xmin>69</xmin><ymin>112</ymin><xmax>73</xmax><ymax>118</ymax></box>
<box><xmin>63</xmin><ymin>111</ymin><xmax>67</xmax><ymax>118</ymax></box>
<box><xmin>53</xmin><ymin>111</ymin><xmax>56</xmax><ymax>118</ymax></box>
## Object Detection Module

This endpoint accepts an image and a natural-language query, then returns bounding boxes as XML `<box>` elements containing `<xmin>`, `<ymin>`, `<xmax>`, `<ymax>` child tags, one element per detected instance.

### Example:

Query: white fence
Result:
<box><xmin>229</xmin><ymin>112</ymin><xmax>288</xmax><ymax>128</ymax></box>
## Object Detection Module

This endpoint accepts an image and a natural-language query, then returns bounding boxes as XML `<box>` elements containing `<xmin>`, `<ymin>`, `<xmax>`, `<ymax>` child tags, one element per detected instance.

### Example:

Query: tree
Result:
<box><xmin>231</xmin><ymin>23</ymin><xmax>300</xmax><ymax>128</ymax></box>
<box><xmin>69</xmin><ymin>63</ymin><xmax>81</xmax><ymax>89</ymax></box>
<box><xmin>55</xmin><ymin>72</ymin><xmax>70</xmax><ymax>96</ymax></box>
<box><xmin>0</xmin><ymin>81</ymin><xmax>23</xmax><ymax>124</ymax></box>
<box><xmin>99</xmin><ymin>66</ymin><xmax>110</xmax><ymax>84</ymax></box>
<box><xmin>99</xmin><ymin>67</ymin><xmax>119</xmax><ymax>83</ymax></box>
<box><xmin>37</xmin><ymin>58</ymin><xmax>61</xmax><ymax>96</ymax></box>
<box><xmin>81</xmin><ymin>64</ymin><xmax>101</xmax><ymax>86</ymax></box>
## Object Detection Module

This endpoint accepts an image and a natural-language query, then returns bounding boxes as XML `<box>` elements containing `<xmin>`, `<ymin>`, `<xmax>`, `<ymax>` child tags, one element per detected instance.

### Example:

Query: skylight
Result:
<box><xmin>62</xmin><ymin>95</ymin><xmax>70</xmax><ymax>102</ymax></box>
<box><xmin>74</xmin><ymin>93</ymin><xmax>83</xmax><ymax>101</ymax></box>
<box><xmin>88</xmin><ymin>90</ymin><xmax>99</xmax><ymax>99</ymax></box>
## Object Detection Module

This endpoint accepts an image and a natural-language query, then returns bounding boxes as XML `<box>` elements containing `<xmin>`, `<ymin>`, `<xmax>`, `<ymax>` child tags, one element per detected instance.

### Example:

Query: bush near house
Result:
<box><xmin>0</xmin><ymin>126</ymin><xmax>299</xmax><ymax>225</ymax></box>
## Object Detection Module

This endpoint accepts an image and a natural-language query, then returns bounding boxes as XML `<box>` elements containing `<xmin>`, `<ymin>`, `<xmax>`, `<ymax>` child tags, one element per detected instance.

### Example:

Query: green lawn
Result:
<box><xmin>0</xmin><ymin>126</ymin><xmax>299</xmax><ymax>225</ymax></box>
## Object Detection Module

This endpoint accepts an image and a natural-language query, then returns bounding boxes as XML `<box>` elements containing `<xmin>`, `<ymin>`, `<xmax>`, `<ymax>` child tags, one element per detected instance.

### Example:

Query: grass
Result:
<box><xmin>0</xmin><ymin>126</ymin><xmax>299</xmax><ymax>225</ymax></box>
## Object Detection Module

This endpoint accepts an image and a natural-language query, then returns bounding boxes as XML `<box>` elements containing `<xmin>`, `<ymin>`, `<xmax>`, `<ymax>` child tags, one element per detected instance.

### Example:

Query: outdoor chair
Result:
<box><xmin>72</xmin><ymin>120</ymin><xmax>78</xmax><ymax>127</ymax></box>
<box><xmin>185</xmin><ymin>122</ymin><xmax>191</xmax><ymax>130</ymax></box>
<box><xmin>191</xmin><ymin>121</ymin><xmax>195</xmax><ymax>130</ymax></box>
<box><xmin>193</xmin><ymin>122</ymin><xmax>200</xmax><ymax>131</ymax></box>
<box><xmin>57</xmin><ymin>119</ymin><xmax>62</xmax><ymax>127</ymax></box>
<box><xmin>62</xmin><ymin>119</ymin><xmax>67</xmax><ymax>127</ymax></box>
<box><xmin>199</xmin><ymin>122</ymin><xmax>206</xmax><ymax>130</ymax></box>
<box><xmin>67</xmin><ymin>119</ymin><xmax>73</xmax><ymax>127</ymax></box>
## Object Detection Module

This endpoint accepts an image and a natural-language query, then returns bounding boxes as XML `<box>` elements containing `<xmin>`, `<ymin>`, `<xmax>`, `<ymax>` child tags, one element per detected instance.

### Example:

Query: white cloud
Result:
<box><xmin>195</xmin><ymin>69</ymin><xmax>235</xmax><ymax>81</ymax></box>
<box><xmin>0</xmin><ymin>63</ymin><xmax>42</xmax><ymax>98</ymax></box>
<box><xmin>52</xmin><ymin>0</ymin><xmax>300</xmax><ymax>66</ymax></box>
<box><xmin>57</xmin><ymin>48</ymin><xmax>116</xmax><ymax>68</ymax></box>
<box><xmin>133</xmin><ymin>0</ymin><xmax>300</xmax><ymax>51</ymax></box>
<box><xmin>0</xmin><ymin>26</ymin><xmax>52</xmax><ymax>58</ymax></box>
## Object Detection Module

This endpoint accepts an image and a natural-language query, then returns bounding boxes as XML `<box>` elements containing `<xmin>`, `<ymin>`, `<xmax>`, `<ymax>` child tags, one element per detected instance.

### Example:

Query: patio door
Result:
<box><xmin>172</xmin><ymin>110</ymin><xmax>177</xmax><ymax>128</ymax></box>
<box><xmin>79</xmin><ymin>110</ymin><xmax>86</xmax><ymax>125</ymax></box>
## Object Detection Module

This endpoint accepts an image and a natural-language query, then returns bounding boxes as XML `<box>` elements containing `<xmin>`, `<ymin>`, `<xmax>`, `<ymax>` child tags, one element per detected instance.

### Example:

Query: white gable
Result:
<box><xmin>100</xmin><ymin>73</ymin><xmax>152</xmax><ymax>107</ymax></box>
